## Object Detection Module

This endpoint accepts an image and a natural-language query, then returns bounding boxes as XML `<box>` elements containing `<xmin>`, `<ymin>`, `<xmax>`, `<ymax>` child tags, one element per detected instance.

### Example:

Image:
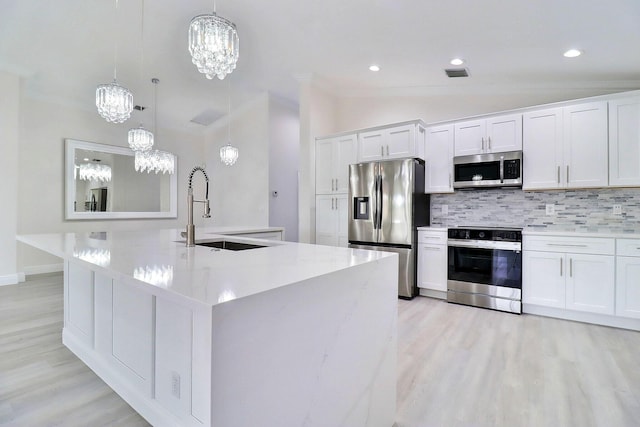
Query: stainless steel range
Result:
<box><xmin>447</xmin><ymin>227</ymin><xmax>522</xmax><ymax>314</ymax></box>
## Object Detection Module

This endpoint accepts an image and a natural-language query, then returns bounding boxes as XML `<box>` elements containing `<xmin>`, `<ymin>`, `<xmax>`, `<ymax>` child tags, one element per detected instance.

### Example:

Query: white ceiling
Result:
<box><xmin>1</xmin><ymin>0</ymin><xmax>640</xmax><ymax>132</ymax></box>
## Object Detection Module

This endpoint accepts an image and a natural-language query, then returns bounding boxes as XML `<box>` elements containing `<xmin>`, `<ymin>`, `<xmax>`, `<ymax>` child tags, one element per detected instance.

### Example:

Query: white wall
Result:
<box><xmin>16</xmin><ymin>94</ymin><xmax>205</xmax><ymax>274</ymax></box>
<box><xmin>297</xmin><ymin>80</ymin><xmax>338</xmax><ymax>243</ymax></box>
<box><xmin>0</xmin><ymin>72</ymin><xmax>20</xmax><ymax>284</ymax></box>
<box><xmin>204</xmin><ymin>94</ymin><xmax>270</xmax><ymax>227</ymax></box>
<box><xmin>268</xmin><ymin>96</ymin><xmax>300</xmax><ymax>242</ymax></box>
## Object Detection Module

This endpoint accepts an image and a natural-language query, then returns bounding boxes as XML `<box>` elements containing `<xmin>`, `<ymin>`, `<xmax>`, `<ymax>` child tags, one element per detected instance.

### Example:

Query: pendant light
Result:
<box><xmin>220</xmin><ymin>79</ymin><xmax>238</xmax><ymax>166</ymax></box>
<box><xmin>134</xmin><ymin>78</ymin><xmax>176</xmax><ymax>174</ymax></box>
<box><xmin>128</xmin><ymin>0</ymin><xmax>154</xmax><ymax>152</ymax></box>
<box><xmin>96</xmin><ymin>0</ymin><xmax>134</xmax><ymax>123</ymax></box>
<box><xmin>188</xmin><ymin>0</ymin><xmax>239</xmax><ymax>80</ymax></box>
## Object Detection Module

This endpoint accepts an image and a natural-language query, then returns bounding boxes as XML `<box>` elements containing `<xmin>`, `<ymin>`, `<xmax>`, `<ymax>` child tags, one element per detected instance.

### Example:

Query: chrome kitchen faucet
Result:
<box><xmin>184</xmin><ymin>166</ymin><xmax>211</xmax><ymax>246</ymax></box>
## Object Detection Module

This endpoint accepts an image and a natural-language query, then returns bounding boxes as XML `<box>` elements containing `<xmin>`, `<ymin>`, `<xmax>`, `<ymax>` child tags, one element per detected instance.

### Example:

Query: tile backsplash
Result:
<box><xmin>430</xmin><ymin>187</ymin><xmax>640</xmax><ymax>232</ymax></box>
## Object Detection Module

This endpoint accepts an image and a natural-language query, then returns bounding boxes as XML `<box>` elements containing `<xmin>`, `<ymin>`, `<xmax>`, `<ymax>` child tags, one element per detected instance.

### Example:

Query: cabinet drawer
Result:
<box><xmin>418</xmin><ymin>230</ymin><xmax>447</xmax><ymax>245</ymax></box>
<box><xmin>617</xmin><ymin>239</ymin><xmax>640</xmax><ymax>257</ymax></box>
<box><xmin>524</xmin><ymin>235</ymin><xmax>614</xmax><ymax>255</ymax></box>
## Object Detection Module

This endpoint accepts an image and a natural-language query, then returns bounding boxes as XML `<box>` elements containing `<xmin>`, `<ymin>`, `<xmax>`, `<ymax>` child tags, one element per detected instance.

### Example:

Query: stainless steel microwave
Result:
<box><xmin>453</xmin><ymin>151</ymin><xmax>523</xmax><ymax>189</ymax></box>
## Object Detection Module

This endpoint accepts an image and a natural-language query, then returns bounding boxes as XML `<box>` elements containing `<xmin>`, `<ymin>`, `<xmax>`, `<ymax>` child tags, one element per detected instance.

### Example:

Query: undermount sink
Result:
<box><xmin>196</xmin><ymin>240</ymin><xmax>268</xmax><ymax>251</ymax></box>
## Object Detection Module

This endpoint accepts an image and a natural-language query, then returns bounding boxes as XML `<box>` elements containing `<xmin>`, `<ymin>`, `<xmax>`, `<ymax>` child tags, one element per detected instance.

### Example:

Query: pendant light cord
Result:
<box><xmin>227</xmin><ymin>78</ymin><xmax>231</xmax><ymax>142</ymax></box>
<box><xmin>113</xmin><ymin>0</ymin><xmax>119</xmax><ymax>81</ymax></box>
<box><xmin>153</xmin><ymin>78</ymin><xmax>158</xmax><ymax>136</ymax></box>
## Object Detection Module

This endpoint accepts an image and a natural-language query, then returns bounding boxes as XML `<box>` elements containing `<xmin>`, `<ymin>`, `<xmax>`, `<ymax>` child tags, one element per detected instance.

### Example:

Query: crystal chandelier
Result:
<box><xmin>188</xmin><ymin>1</ymin><xmax>239</xmax><ymax>80</ymax></box>
<box><xmin>79</xmin><ymin>162</ymin><xmax>112</xmax><ymax>182</ymax></box>
<box><xmin>96</xmin><ymin>0</ymin><xmax>133</xmax><ymax>123</ymax></box>
<box><xmin>220</xmin><ymin>143</ymin><xmax>238</xmax><ymax>166</ymax></box>
<box><xmin>128</xmin><ymin>125</ymin><xmax>154</xmax><ymax>151</ymax></box>
<box><xmin>135</xmin><ymin>150</ymin><xmax>175</xmax><ymax>174</ymax></box>
<box><xmin>127</xmin><ymin>0</ymin><xmax>153</xmax><ymax>151</ymax></box>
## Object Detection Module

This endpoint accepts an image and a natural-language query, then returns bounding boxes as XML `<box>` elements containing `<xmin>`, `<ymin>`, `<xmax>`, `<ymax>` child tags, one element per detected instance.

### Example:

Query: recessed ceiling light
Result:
<box><xmin>369</xmin><ymin>65</ymin><xmax>380</xmax><ymax>72</ymax></box>
<box><xmin>563</xmin><ymin>49</ymin><xmax>582</xmax><ymax>58</ymax></box>
<box><xmin>450</xmin><ymin>58</ymin><xmax>465</xmax><ymax>66</ymax></box>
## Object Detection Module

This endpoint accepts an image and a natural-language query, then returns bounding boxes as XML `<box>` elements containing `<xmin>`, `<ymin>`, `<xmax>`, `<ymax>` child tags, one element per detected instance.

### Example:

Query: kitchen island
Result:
<box><xmin>17</xmin><ymin>228</ymin><xmax>398</xmax><ymax>427</ymax></box>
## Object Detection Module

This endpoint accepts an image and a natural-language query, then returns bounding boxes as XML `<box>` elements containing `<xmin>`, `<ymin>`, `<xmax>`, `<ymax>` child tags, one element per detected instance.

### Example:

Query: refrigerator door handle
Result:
<box><xmin>376</xmin><ymin>174</ymin><xmax>383</xmax><ymax>231</ymax></box>
<box><xmin>373</xmin><ymin>173</ymin><xmax>379</xmax><ymax>229</ymax></box>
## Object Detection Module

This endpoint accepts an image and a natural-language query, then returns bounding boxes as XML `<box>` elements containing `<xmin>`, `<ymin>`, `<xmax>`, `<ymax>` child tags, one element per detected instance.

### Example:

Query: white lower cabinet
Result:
<box><xmin>315</xmin><ymin>194</ymin><xmax>348</xmax><ymax>247</ymax></box>
<box><xmin>523</xmin><ymin>236</ymin><xmax>615</xmax><ymax>315</ymax></box>
<box><xmin>616</xmin><ymin>239</ymin><xmax>640</xmax><ymax>319</ymax></box>
<box><xmin>417</xmin><ymin>229</ymin><xmax>447</xmax><ymax>296</ymax></box>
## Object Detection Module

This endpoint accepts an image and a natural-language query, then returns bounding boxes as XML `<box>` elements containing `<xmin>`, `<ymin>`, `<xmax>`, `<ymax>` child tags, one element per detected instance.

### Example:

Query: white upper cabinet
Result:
<box><xmin>523</xmin><ymin>101</ymin><xmax>608</xmax><ymax>190</ymax></box>
<box><xmin>357</xmin><ymin>122</ymin><xmax>425</xmax><ymax>162</ymax></box>
<box><xmin>424</xmin><ymin>124</ymin><xmax>454</xmax><ymax>193</ymax></box>
<box><xmin>563</xmin><ymin>101</ymin><xmax>609</xmax><ymax>188</ymax></box>
<box><xmin>454</xmin><ymin>113</ymin><xmax>522</xmax><ymax>156</ymax></box>
<box><xmin>315</xmin><ymin>134</ymin><xmax>357</xmax><ymax>194</ymax></box>
<box><xmin>609</xmin><ymin>96</ymin><xmax>640</xmax><ymax>187</ymax></box>
<box><xmin>523</xmin><ymin>108</ymin><xmax>564</xmax><ymax>190</ymax></box>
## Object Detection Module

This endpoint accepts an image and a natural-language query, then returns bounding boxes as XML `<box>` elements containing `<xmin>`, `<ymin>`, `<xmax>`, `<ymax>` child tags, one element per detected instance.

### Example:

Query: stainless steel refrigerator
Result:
<box><xmin>348</xmin><ymin>158</ymin><xmax>429</xmax><ymax>299</ymax></box>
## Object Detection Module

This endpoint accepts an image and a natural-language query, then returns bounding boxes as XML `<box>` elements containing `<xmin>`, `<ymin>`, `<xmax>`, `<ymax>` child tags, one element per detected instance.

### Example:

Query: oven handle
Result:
<box><xmin>448</xmin><ymin>240</ymin><xmax>522</xmax><ymax>251</ymax></box>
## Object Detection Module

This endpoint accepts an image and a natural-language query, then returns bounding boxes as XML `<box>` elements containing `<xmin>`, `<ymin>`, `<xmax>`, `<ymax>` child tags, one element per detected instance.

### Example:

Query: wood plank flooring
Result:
<box><xmin>2</xmin><ymin>274</ymin><xmax>640</xmax><ymax>426</ymax></box>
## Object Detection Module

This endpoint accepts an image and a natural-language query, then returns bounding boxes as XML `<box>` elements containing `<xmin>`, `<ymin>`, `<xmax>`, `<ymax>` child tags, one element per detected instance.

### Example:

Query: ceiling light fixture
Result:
<box><xmin>128</xmin><ymin>0</ymin><xmax>153</xmax><ymax>152</ymax></box>
<box><xmin>369</xmin><ymin>65</ymin><xmax>380</xmax><ymax>72</ymax></box>
<box><xmin>220</xmin><ymin>79</ymin><xmax>239</xmax><ymax>166</ymax></box>
<box><xmin>563</xmin><ymin>49</ymin><xmax>582</xmax><ymax>58</ymax></box>
<box><xmin>188</xmin><ymin>0</ymin><xmax>239</xmax><ymax>80</ymax></box>
<box><xmin>450</xmin><ymin>58</ymin><xmax>465</xmax><ymax>66</ymax></box>
<box><xmin>134</xmin><ymin>78</ymin><xmax>176</xmax><ymax>174</ymax></box>
<box><xmin>96</xmin><ymin>0</ymin><xmax>133</xmax><ymax>123</ymax></box>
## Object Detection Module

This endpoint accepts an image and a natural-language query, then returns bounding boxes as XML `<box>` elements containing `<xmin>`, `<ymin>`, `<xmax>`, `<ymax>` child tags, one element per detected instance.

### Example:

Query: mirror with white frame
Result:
<box><xmin>65</xmin><ymin>139</ymin><xmax>177</xmax><ymax>220</ymax></box>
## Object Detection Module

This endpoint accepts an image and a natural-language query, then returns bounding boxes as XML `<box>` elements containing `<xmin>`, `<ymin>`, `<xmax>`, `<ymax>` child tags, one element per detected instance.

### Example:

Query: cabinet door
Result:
<box><xmin>315</xmin><ymin>195</ymin><xmax>336</xmax><ymax>246</ymax></box>
<box><xmin>486</xmin><ymin>114</ymin><xmax>522</xmax><ymax>153</ymax></box>
<box><xmin>336</xmin><ymin>195</ymin><xmax>349</xmax><ymax>248</ymax></box>
<box><xmin>522</xmin><ymin>251</ymin><xmax>565</xmax><ymax>308</ymax></box>
<box><xmin>454</xmin><ymin>119</ymin><xmax>485</xmax><ymax>156</ymax></box>
<box><xmin>425</xmin><ymin>124</ymin><xmax>454</xmax><ymax>193</ymax></box>
<box><xmin>564</xmin><ymin>101</ymin><xmax>609</xmax><ymax>188</ymax></box>
<box><xmin>315</xmin><ymin>138</ymin><xmax>334</xmax><ymax>194</ymax></box>
<box><xmin>418</xmin><ymin>244</ymin><xmax>447</xmax><ymax>292</ymax></box>
<box><xmin>523</xmin><ymin>108</ymin><xmax>564</xmax><ymax>190</ymax></box>
<box><xmin>565</xmin><ymin>253</ymin><xmax>615</xmax><ymax>315</ymax></box>
<box><xmin>335</xmin><ymin>134</ymin><xmax>357</xmax><ymax>193</ymax></box>
<box><xmin>358</xmin><ymin>130</ymin><xmax>385</xmax><ymax>162</ymax></box>
<box><xmin>609</xmin><ymin>97</ymin><xmax>640</xmax><ymax>187</ymax></box>
<box><xmin>616</xmin><ymin>256</ymin><xmax>640</xmax><ymax>319</ymax></box>
<box><xmin>385</xmin><ymin>124</ymin><xmax>415</xmax><ymax>159</ymax></box>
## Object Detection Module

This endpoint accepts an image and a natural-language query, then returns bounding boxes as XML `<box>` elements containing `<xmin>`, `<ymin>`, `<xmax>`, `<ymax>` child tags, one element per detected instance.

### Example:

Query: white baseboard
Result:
<box><xmin>523</xmin><ymin>303</ymin><xmax>640</xmax><ymax>332</ymax></box>
<box><xmin>418</xmin><ymin>288</ymin><xmax>447</xmax><ymax>300</ymax></box>
<box><xmin>22</xmin><ymin>263</ymin><xmax>64</xmax><ymax>276</ymax></box>
<box><xmin>0</xmin><ymin>273</ymin><xmax>24</xmax><ymax>286</ymax></box>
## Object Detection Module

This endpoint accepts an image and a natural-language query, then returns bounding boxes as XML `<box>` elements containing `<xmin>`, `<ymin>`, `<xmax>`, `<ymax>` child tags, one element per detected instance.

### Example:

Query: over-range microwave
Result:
<box><xmin>453</xmin><ymin>151</ymin><xmax>523</xmax><ymax>189</ymax></box>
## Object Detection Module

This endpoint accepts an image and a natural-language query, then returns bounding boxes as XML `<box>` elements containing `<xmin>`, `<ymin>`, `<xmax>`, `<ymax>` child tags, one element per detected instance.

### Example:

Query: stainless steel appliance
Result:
<box><xmin>447</xmin><ymin>227</ymin><xmax>522</xmax><ymax>313</ymax></box>
<box><xmin>453</xmin><ymin>150</ymin><xmax>522</xmax><ymax>188</ymax></box>
<box><xmin>348</xmin><ymin>158</ymin><xmax>429</xmax><ymax>299</ymax></box>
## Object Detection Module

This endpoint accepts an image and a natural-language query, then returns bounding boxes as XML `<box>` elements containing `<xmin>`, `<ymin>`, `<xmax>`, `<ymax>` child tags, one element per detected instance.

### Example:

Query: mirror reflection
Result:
<box><xmin>65</xmin><ymin>139</ymin><xmax>177</xmax><ymax>220</ymax></box>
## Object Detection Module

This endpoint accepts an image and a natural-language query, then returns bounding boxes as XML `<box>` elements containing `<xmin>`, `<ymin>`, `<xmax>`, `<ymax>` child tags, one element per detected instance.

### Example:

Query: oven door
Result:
<box><xmin>447</xmin><ymin>244</ymin><xmax>522</xmax><ymax>289</ymax></box>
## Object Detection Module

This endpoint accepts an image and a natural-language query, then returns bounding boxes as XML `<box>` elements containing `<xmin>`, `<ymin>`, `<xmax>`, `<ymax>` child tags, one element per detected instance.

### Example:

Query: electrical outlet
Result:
<box><xmin>171</xmin><ymin>371</ymin><xmax>181</xmax><ymax>399</ymax></box>
<box><xmin>441</xmin><ymin>205</ymin><xmax>448</xmax><ymax>215</ymax></box>
<box><xmin>613</xmin><ymin>204</ymin><xmax>622</xmax><ymax>215</ymax></box>
<box><xmin>545</xmin><ymin>204</ymin><xmax>555</xmax><ymax>215</ymax></box>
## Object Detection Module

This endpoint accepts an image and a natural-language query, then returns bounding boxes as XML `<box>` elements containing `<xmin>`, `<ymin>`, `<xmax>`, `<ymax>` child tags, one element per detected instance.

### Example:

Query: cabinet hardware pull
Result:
<box><xmin>567</xmin><ymin>165</ymin><xmax>569</xmax><ymax>183</ymax></box>
<box><xmin>560</xmin><ymin>258</ymin><xmax>563</xmax><ymax>276</ymax></box>
<box><xmin>570</xmin><ymin>258</ymin><xmax>573</xmax><ymax>277</ymax></box>
<box><xmin>386</xmin><ymin>145</ymin><xmax>389</xmax><ymax>156</ymax></box>
<box><xmin>546</xmin><ymin>243</ymin><xmax>587</xmax><ymax>247</ymax></box>
<box><xmin>381</xmin><ymin>146</ymin><xmax>384</xmax><ymax>157</ymax></box>
<box><xmin>331</xmin><ymin>197</ymin><xmax>334</xmax><ymax>210</ymax></box>
<box><xmin>488</xmin><ymin>136</ymin><xmax>491</xmax><ymax>150</ymax></box>
<box><xmin>481</xmin><ymin>137</ymin><xmax>485</xmax><ymax>151</ymax></box>
<box><xmin>424</xmin><ymin>246</ymin><xmax>440</xmax><ymax>251</ymax></box>
<box><xmin>449</xmin><ymin>173</ymin><xmax>452</xmax><ymax>187</ymax></box>
<box><xmin>335</xmin><ymin>178</ymin><xmax>338</xmax><ymax>190</ymax></box>
<box><xmin>557</xmin><ymin>166</ymin><xmax>560</xmax><ymax>184</ymax></box>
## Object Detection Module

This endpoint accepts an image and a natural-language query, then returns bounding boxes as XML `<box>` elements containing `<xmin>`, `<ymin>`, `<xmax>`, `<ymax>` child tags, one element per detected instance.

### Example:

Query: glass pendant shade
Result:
<box><xmin>220</xmin><ymin>142</ymin><xmax>239</xmax><ymax>166</ymax></box>
<box><xmin>188</xmin><ymin>13</ymin><xmax>239</xmax><ymax>80</ymax></box>
<box><xmin>135</xmin><ymin>150</ymin><xmax>175</xmax><ymax>174</ymax></box>
<box><xmin>79</xmin><ymin>163</ymin><xmax>112</xmax><ymax>182</ymax></box>
<box><xmin>96</xmin><ymin>80</ymin><xmax>134</xmax><ymax>123</ymax></box>
<box><xmin>128</xmin><ymin>125</ymin><xmax>154</xmax><ymax>151</ymax></box>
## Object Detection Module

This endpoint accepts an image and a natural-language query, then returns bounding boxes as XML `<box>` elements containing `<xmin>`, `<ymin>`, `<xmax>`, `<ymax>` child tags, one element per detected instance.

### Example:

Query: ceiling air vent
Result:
<box><xmin>445</xmin><ymin>68</ymin><xmax>470</xmax><ymax>78</ymax></box>
<box><xmin>190</xmin><ymin>109</ymin><xmax>224</xmax><ymax>126</ymax></box>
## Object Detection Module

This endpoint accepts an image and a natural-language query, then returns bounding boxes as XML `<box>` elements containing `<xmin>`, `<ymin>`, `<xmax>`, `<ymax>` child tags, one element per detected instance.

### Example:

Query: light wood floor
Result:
<box><xmin>2</xmin><ymin>275</ymin><xmax>640</xmax><ymax>427</ymax></box>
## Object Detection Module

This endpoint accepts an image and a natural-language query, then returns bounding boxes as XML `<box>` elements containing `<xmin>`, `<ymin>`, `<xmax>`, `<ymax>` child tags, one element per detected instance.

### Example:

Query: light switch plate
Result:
<box><xmin>613</xmin><ymin>204</ymin><xmax>622</xmax><ymax>215</ymax></box>
<box><xmin>441</xmin><ymin>205</ymin><xmax>448</xmax><ymax>215</ymax></box>
<box><xmin>545</xmin><ymin>204</ymin><xmax>555</xmax><ymax>215</ymax></box>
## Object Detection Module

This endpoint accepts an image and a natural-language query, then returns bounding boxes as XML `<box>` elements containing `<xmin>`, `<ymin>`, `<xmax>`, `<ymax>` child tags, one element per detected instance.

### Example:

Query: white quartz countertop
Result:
<box><xmin>417</xmin><ymin>226</ymin><xmax>447</xmax><ymax>232</ymax></box>
<box><xmin>523</xmin><ymin>227</ymin><xmax>640</xmax><ymax>239</ymax></box>
<box><xmin>17</xmin><ymin>227</ymin><xmax>394</xmax><ymax>307</ymax></box>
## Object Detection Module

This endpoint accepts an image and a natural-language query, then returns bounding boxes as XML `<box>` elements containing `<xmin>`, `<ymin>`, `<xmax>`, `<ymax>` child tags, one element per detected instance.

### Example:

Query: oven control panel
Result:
<box><xmin>448</xmin><ymin>227</ymin><xmax>522</xmax><ymax>242</ymax></box>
